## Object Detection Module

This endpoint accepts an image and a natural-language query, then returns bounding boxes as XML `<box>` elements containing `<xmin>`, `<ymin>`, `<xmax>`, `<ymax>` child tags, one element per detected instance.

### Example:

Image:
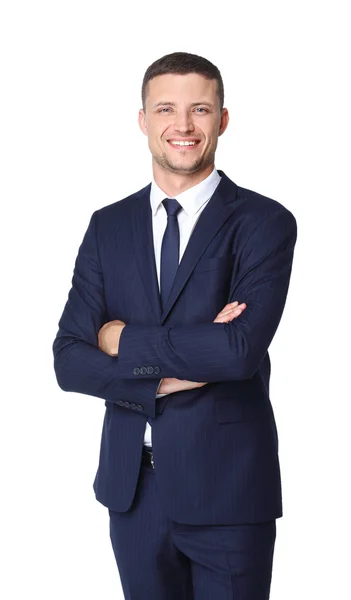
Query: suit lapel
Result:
<box><xmin>132</xmin><ymin>184</ymin><xmax>163</xmax><ymax>323</ymax></box>
<box><xmin>132</xmin><ymin>171</ymin><xmax>238</xmax><ymax>325</ymax></box>
<box><xmin>160</xmin><ymin>171</ymin><xmax>238</xmax><ymax>323</ymax></box>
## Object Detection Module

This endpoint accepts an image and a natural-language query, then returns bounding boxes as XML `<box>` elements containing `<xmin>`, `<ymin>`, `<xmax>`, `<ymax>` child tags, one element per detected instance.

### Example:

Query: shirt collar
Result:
<box><xmin>150</xmin><ymin>168</ymin><xmax>221</xmax><ymax>217</ymax></box>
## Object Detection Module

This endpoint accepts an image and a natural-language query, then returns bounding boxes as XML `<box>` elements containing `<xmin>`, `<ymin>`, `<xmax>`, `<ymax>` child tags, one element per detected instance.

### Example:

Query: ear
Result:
<box><xmin>218</xmin><ymin>108</ymin><xmax>229</xmax><ymax>136</ymax></box>
<box><xmin>138</xmin><ymin>109</ymin><xmax>148</xmax><ymax>136</ymax></box>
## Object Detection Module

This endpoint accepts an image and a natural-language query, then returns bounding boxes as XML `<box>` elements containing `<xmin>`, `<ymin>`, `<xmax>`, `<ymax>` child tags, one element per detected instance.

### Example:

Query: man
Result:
<box><xmin>53</xmin><ymin>52</ymin><xmax>297</xmax><ymax>599</ymax></box>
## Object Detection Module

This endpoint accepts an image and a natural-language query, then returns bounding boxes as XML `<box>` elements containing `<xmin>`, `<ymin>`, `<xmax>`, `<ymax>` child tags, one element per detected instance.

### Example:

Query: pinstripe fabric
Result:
<box><xmin>53</xmin><ymin>170</ymin><xmax>297</xmax><ymax>524</ymax></box>
<box><xmin>109</xmin><ymin>465</ymin><xmax>276</xmax><ymax>599</ymax></box>
<box><xmin>108</xmin><ymin>467</ymin><xmax>193</xmax><ymax>600</ymax></box>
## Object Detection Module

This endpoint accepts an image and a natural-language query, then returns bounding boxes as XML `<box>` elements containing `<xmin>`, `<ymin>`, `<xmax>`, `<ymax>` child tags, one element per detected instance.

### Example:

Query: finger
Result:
<box><xmin>220</xmin><ymin>304</ymin><xmax>246</xmax><ymax>317</ymax></box>
<box><xmin>214</xmin><ymin>302</ymin><xmax>247</xmax><ymax>323</ymax></box>
<box><xmin>214</xmin><ymin>307</ymin><xmax>245</xmax><ymax>323</ymax></box>
<box><xmin>218</xmin><ymin>301</ymin><xmax>238</xmax><ymax>314</ymax></box>
<box><xmin>214</xmin><ymin>313</ymin><xmax>239</xmax><ymax>323</ymax></box>
<box><xmin>214</xmin><ymin>316</ymin><xmax>236</xmax><ymax>323</ymax></box>
<box><xmin>220</xmin><ymin>302</ymin><xmax>247</xmax><ymax>315</ymax></box>
<box><xmin>217</xmin><ymin>302</ymin><xmax>238</xmax><ymax>317</ymax></box>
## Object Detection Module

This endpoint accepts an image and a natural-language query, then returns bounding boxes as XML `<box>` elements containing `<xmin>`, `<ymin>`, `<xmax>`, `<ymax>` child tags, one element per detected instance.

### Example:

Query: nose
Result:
<box><xmin>173</xmin><ymin>109</ymin><xmax>195</xmax><ymax>133</ymax></box>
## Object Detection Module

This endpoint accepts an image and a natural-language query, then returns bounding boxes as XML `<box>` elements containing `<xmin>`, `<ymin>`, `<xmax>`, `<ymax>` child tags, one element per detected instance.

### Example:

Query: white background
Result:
<box><xmin>1</xmin><ymin>1</ymin><xmax>350</xmax><ymax>598</ymax></box>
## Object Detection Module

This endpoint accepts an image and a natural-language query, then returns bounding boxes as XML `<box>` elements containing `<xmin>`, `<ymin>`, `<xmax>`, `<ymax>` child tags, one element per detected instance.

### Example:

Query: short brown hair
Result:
<box><xmin>141</xmin><ymin>52</ymin><xmax>224</xmax><ymax>111</ymax></box>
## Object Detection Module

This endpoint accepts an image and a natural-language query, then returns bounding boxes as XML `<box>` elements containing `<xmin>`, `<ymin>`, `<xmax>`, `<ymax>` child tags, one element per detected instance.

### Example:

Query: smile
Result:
<box><xmin>167</xmin><ymin>140</ymin><xmax>201</xmax><ymax>149</ymax></box>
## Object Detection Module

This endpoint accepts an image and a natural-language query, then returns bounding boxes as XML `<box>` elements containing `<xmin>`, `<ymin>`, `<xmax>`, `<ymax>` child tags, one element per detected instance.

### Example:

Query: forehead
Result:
<box><xmin>146</xmin><ymin>73</ymin><xmax>219</xmax><ymax>105</ymax></box>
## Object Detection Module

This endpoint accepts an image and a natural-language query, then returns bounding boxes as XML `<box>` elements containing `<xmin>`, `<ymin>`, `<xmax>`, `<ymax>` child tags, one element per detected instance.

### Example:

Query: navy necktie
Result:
<box><xmin>160</xmin><ymin>198</ymin><xmax>182</xmax><ymax>311</ymax></box>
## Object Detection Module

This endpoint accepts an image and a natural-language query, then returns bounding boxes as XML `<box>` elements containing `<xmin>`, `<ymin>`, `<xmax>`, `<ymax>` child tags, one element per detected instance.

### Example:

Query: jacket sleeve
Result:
<box><xmin>52</xmin><ymin>211</ymin><xmax>161</xmax><ymax>418</ymax></box>
<box><xmin>116</xmin><ymin>208</ymin><xmax>297</xmax><ymax>382</ymax></box>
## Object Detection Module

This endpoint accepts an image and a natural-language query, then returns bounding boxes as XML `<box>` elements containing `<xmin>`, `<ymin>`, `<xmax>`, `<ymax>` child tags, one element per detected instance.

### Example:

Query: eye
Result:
<box><xmin>194</xmin><ymin>107</ymin><xmax>208</xmax><ymax>113</ymax></box>
<box><xmin>158</xmin><ymin>107</ymin><xmax>172</xmax><ymax>113</ymax></box>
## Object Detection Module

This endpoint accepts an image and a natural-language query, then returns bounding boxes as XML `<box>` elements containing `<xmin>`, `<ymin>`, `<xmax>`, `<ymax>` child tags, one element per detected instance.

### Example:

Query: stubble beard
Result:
<box><xmin>153</xmin><ymin>148</ymin><xmax>215</xmax><ymax>175</ymax></box>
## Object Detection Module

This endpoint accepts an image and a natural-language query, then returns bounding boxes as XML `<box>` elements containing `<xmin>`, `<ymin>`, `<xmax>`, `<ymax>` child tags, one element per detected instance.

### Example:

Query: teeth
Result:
<box><xmin>170</xmin><ymin>140</ymin><xmax>197</xmax><ymax>146</ymax></box>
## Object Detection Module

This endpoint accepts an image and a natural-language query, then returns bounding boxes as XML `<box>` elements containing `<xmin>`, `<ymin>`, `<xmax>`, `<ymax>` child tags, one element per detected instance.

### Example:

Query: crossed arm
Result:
<box><xmin>97</xmin><ymin>209</ymin><xmax>297</xmax><ymax>384</ymax></box>
<box><xmin>53</xmin><ymin>207</ymin><xmax>297</xmax><ymax>416</ymax></box>
<box><xmin>98</xmin><ymin>301</ymin><xmax>247</xmax><ymax>394</ymax></box>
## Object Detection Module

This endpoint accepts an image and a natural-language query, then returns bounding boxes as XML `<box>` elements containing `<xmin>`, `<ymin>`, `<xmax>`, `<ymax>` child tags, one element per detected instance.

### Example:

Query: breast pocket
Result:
<box><xmin>193</xmin><ymin>256</ymin><xmax>233</xmax><ymax>273</ymax></box>
<box><xmin>178</xmin><ymin>256</ymin><xmax>234</xmax><ymax>325</ymax></box>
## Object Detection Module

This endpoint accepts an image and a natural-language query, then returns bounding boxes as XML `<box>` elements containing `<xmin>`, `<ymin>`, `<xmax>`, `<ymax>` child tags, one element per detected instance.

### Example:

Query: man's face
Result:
<box><xmin>139</xmin><ymin>73</ymin><xmax>229</xmax><ymax>175</ymax></box>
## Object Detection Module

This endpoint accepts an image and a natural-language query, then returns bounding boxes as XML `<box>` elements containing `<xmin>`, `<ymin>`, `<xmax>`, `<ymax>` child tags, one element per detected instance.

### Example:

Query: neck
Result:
<box><xmin>152</xmin><ymin>161</ymin><xmax>215</xmax><ymax>197</ymax></box>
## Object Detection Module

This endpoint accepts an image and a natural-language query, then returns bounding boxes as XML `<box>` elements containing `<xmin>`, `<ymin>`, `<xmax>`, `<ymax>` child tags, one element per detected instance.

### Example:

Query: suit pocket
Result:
<box><xmin>193</xmin><ymin>256</ymin><xmax>233</xmax><ymax>273</ymax></box>
<box><xmin>215</xmin><ymin>398</ymin><xmax>272</xmax><ymax>423</ymax></box>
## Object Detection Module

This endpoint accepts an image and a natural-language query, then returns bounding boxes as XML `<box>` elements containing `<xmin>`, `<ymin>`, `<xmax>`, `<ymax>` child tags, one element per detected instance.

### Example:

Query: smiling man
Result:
<box><xmin>53</xmin><ymin>52</ymin><xmax>297</xmax><ymax>600</ymax></box>
<box><xmin>140</xmin><ymin>71</ymin><xmax>227</xmax><ymax>188</ymax></box>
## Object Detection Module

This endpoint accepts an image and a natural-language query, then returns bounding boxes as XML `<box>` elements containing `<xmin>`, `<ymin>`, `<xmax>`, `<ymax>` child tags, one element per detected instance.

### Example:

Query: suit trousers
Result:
<box><xmin>108</xmin><ymin>459</ymin><xmax>277</xmax><ymax>600</ymax></box>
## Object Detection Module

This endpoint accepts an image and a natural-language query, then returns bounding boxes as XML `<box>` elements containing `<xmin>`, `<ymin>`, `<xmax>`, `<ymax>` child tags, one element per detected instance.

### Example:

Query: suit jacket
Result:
<box><xmin>53</xmin><ymin>169</ymin><xmax>297</xmax><ymax>525</ymax></box>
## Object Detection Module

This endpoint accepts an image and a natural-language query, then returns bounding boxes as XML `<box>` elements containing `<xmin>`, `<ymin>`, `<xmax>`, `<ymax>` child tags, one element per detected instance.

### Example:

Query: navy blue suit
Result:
<box><xmin>53</xmin><ymin>170</ymin><xmax>297</xmax><ymax>598</ymax></box>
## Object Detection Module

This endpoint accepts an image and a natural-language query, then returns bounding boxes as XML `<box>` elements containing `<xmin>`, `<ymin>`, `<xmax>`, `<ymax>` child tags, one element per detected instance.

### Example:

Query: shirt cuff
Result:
<box><xmin>156</xmin><ymin>379</ymin><xmax>168</xmax><ymax>397</ymax></box>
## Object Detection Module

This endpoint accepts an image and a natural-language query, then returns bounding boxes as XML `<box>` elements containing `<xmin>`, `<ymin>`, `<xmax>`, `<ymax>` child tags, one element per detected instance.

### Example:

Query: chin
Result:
<box><xmin>167</xmin><ymin>162</ymin><xmax>202</xmax><ymax>175</ymax></box>
<box><xmin>153</xmin><ymin>151</ymin><xmax>208</xmax><ymax>175</ymax></box>
<box><xmin>166</xmin><ymin>155</ymin><xmax>206</xmax><ymax>173</ymax></box>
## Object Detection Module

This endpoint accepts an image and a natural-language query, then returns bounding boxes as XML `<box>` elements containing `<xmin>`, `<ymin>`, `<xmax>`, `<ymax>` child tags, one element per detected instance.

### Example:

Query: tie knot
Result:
<box><xmin>162</xmin><ymin>198</ymin><xmax>182</xmax><ymax>217</ymax></box>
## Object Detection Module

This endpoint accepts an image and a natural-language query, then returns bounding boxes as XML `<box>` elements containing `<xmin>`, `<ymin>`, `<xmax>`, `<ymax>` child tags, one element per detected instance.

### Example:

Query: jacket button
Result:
<box><xmin>140</xmin><ymin>367</ymin><xmax>147</xmax><ymax>375</ymax></box>
<box><xmin>133</xmin><ymin>367</ymin><xmax>140</xmax><ymax>375</ymax></box>
<box><xmin>154</xmin><ymin>366</ymin><xmax>161</xmax><ymax>374</ymax></box>
<box><xmin>117</xmin><ymin>400</ymin><xmax>124</xmax><ymax>406</ymax></box>
<box><xmin>136</xmin><ymin>404</ymin><xmax>143</xmax><ymax>411</ymax></box>
<box><xmin>147</xmin><ymin>366</ymin><xmax>154</xmax><ymax>374</ymax></box>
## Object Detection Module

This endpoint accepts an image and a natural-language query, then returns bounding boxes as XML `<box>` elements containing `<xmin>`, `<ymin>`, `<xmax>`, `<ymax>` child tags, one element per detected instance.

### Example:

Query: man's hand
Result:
<box><xmin>213</xmin><ymin>300</ymin><xmax>247</xmax><ymax>323</ymax></box>
<box><xmin>157</xmin><ymin>300</ymin><xmax>247</xmax><ymax>394</ymax></box>
<box><xmin>157</xmin><ymin>377</ymin><xmax>208</xmax><ymax>394</ymax></box>
<box><xmin>97</xmin><ymin>301</ymin><xmax>246</xmax><ymax>389</ymax></box>
<box><xmin>98</xmin><ymin>319</ymin><xmax>126</xmax><ymax>356</ymax></box>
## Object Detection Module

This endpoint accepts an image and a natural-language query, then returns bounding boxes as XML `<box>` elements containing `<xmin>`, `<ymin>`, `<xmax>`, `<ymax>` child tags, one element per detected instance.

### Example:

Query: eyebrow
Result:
<box><xmin>152</xmin><ymin>101</ymin><xmax>215</xmax><ymax>109</ymax></box>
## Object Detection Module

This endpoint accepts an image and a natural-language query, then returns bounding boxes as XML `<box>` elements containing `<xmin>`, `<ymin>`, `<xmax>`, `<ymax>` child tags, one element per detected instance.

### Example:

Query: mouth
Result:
<box><xmin>166</xmin><ymin>139</ymin><xmax>201</xmax><ymax>151</ymax></box>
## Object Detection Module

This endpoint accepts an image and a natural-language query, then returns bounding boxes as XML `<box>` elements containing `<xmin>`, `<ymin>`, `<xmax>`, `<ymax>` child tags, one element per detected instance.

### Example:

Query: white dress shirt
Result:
<box><xmin>143</xmin><ymin>167</ymin><xmax>222</xmax><ymax>447</ymax></box>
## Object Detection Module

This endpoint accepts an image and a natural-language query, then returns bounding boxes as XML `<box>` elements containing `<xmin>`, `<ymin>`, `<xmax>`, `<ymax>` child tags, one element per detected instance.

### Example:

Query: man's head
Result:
<box><xmin>139</xmin><ymin>52</ymin><xmax>229</xmax><ymax>178</ymax></box>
